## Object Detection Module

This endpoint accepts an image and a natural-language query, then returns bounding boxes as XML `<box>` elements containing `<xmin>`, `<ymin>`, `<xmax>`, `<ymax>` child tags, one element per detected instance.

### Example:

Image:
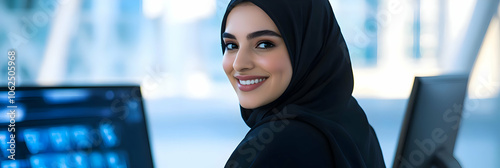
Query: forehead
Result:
<box><xmin>225</xmin><ymin>3</ymin><xmax>279</xmax><ymax>36</ymax></box>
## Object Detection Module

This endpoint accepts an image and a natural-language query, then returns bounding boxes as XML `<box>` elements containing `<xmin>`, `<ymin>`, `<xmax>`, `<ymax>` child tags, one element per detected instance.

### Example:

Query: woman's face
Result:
<box><xmin>222</xmin><ymin>3</ymin><xmax>293</xmax><ymax>109</ymax></box>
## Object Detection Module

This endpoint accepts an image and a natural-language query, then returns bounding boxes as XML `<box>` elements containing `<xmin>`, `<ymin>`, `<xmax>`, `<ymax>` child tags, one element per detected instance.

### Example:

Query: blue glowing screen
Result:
<box><xmin>0</xmin><ymin>86</ymin><xmax>153</xmax><ymax>168</ymax></box>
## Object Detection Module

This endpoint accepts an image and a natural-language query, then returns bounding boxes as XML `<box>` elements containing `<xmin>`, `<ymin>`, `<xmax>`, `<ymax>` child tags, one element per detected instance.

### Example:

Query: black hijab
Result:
<box><xmin>221</xmin><ymin>0</ymin><xmax>386</xmax><ymax>167</ymax></box>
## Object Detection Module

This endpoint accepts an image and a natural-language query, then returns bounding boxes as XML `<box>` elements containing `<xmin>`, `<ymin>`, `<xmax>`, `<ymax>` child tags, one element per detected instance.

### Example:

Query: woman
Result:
<box><xmin>221</xmin><ymin>0</ymin><xmax>386</xmax><ymax>167</ymax></box>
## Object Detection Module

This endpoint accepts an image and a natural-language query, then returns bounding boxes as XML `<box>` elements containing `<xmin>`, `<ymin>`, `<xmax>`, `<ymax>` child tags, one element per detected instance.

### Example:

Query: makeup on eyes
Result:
<box><xmin>224</xmin><ymin>40</ymin><xmax>276</xmax><ymax>51</ymax></box>
<box><xmin>225</xmin><ymin>43</ymin><xmax>238</xmax><ymax>50</ymax></box>
<box><xmin>223</xmin><ymin>29</ymin><xmax>281</xmax><ymax>52</ymax></box>
<box><xmin>256</xmin><ymin>41</ymin><xmax>275</xmax><ymax>49</ymax></box>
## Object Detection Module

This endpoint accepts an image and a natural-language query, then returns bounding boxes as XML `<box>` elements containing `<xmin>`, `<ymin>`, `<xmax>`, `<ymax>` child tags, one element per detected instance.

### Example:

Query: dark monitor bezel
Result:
<box><xmin>393</xmin><ymin>75</ymin><xmax>469</xmax><ymax>168</ymax></box>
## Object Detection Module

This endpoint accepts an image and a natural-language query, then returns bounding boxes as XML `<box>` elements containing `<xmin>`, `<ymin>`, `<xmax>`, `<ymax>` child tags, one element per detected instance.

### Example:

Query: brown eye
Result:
<box><xmin>256</xmin><ymin>41</ymin><xmax>275</xmax><ymax>49</ymax></box>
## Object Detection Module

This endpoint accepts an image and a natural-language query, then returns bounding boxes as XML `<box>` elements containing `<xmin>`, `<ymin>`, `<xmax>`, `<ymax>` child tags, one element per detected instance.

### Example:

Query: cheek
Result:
<box><xmin>222</xmin><ymin>55</ymin><xmax>235</xmax><ymax>75</ymax></box>
<box><xmin>258</xmin><ymin>52</ymin><xmax>292</xmax><ymax>78</ymax></box>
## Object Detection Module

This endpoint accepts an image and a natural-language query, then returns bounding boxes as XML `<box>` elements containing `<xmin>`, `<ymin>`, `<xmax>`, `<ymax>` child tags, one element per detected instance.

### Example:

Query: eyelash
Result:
<box><xmin>256</xmin><ymin>41</ymin><xmax>275</xmax><ymax>49</ymax></box>
<box><xmin>224</xmin><ymin>41</ymin><xmax>275</xmax><ymax>51</ymax></box>
<box><xmin>224</xmin><ymin>43</ymin><xmax>238</xmax><ymax>51</ymax></box>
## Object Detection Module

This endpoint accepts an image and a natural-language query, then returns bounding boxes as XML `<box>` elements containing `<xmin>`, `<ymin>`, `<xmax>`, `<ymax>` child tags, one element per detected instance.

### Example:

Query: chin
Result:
<box><xmin>239</xmin><ymin>96</ymin><xmax>276</xmax><ymax>109</ymax></box>
<box><xmin>236</xmin><ymin>88</ymin><xmax>278</xmax><ymax>109</ymax></box>
<box><xmin>238</xmin><ymin>96</ymin><xmax>265</xmax><ymax>109</ymax></box>
<box><xmin>239</xmin><ymin>101</ymin><xmax>261</xmax><ymax>109</ymax></box>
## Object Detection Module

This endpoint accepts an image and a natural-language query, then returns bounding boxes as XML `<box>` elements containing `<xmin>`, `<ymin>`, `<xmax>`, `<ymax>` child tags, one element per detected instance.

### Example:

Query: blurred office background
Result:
<box><xmin>0</xmin><ymin>0</ymin><xmax>499</xmax><ymax>167</ymax></box>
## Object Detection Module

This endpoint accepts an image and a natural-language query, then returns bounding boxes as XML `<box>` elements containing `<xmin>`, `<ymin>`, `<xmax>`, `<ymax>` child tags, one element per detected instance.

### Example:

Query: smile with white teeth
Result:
<box><xmin>239</xmin><ymin>78</ymin><xmax>267</xmax><ymax>85</ymax></box>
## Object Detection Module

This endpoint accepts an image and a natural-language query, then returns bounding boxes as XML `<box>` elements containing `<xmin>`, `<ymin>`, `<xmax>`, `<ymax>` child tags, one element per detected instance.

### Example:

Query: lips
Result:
<box><xmin>235</xmin><ymin>75</ymin><xmax>268</xmax><ymax>92</ymax></box>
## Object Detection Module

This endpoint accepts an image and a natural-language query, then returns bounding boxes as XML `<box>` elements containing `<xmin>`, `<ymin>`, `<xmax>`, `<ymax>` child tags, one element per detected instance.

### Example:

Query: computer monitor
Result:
<box><xmin>393</xmin><ymin>75</ymin><xmax>469</xmax><ymax>168</ymax></box>
<box><xmin>0</xmin><ymin>86</ymin><xmax>154</xmax><ymax>168</ymax></box>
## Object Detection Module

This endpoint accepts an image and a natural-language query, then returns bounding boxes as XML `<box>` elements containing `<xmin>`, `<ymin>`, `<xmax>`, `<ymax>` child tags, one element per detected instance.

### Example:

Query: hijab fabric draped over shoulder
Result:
<box><xmin>221</xmin><ymin>0</ymin><xmax>386</xmax><ymax>167</ymax></box>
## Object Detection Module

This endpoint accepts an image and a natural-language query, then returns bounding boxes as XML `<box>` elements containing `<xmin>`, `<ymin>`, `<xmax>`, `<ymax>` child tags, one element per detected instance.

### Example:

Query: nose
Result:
<box><xmin>233</xmin><ymin>47</ymin><xmax>254</xmax><ymax>72</ymax></box>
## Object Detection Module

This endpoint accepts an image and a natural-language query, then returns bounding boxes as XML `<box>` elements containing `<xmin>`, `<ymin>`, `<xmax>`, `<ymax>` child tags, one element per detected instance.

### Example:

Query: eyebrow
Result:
<box><xmin>222</xmin><ymin>30</ymin><xmax>282</xmax><ymax>40</ymax></box>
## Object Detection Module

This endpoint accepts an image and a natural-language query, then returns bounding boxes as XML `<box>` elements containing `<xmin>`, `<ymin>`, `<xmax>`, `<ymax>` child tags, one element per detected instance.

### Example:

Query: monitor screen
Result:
<box><xmin>0</xmin><ymin>86</ymin><xmax>154</xmax><ymax>168</ymax></box>
<box><xmin>393</xmin><ymin>75</ymin><xmax>469</xmax><ymax>168</ymax></box>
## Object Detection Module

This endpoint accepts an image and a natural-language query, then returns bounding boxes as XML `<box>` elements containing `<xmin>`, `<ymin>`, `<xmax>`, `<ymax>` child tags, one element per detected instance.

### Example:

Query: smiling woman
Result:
<box><xmin>220</xmin><ymin>0</ymin><xmax>386</xmax><ymax>167</ymax></box>
<box><xmin>222</xmin><ymin>2</ymin><xmax>292</xmax><ymax>109</ymax></box>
